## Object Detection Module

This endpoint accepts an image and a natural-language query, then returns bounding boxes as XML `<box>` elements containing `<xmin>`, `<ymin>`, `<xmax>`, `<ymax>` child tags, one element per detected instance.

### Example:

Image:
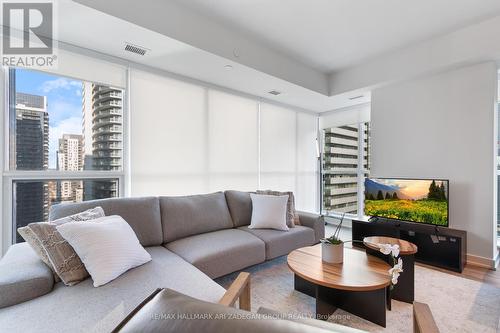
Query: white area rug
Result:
<box><xmin>215</xmin><ymin>256</ymin><xmax>500</xmax><ymax>333</ymax></box>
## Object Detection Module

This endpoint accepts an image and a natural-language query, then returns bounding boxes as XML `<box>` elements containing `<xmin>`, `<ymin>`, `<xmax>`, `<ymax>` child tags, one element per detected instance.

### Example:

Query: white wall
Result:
<box><xmin>371</xmin><ymin>62</ymin><xmax>498</xmax><ymax>262</ymax></box>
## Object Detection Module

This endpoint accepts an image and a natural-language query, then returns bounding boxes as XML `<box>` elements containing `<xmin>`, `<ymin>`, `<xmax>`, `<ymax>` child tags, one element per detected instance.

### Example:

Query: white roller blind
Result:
<box><xmin>207</xmin><ymin>90</ymin><xmax>259</xmax><ymax>191</ymax></box>
<box><xmin>130</xmin><ymin>70</ymin><xmax>319</xmax><ymax>212</ymax></box>
<box><xmin>320</xmin><ymin>103</ymin><xmax>370</xmax><ymax>129</ymax></box>
<box><xmin>130</xmin><ymin>69</ymin><xmax>208</xmax><ymax>196</ymax></box>
<box><xmin>260</xmin><ymin>103</ymin><xmax>297</xmax><ymax>193</ymax></box>
<box><xmin>296</xmin><ymin>112</ymin><xmax>319</xmax><ymax>212</ymax></box>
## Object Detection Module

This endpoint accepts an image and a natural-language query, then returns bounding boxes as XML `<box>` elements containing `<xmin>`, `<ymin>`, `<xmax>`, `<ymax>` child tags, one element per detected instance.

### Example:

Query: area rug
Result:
<box><xmin>215</xmin><ymin>256</ymin><xmax>500</xmax><ymax>333</ymax></box>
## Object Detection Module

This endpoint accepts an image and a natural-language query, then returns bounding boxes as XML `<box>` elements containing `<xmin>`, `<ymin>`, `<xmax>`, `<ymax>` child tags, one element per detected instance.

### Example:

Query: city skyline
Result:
<box><xmin>15</xmin><ymin>68</ymin><xmax>84</xmax><ymax>169</ymax></box>
<box><xmin>12</xmin><ymin>68</ymin><xmax>123</xmax><ymax>238</ymax></box>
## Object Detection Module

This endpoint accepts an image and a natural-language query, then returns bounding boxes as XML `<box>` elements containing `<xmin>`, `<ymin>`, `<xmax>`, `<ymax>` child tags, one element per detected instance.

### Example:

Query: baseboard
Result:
<box><xmin>466</xmin><ymin>253</ymin><xmax>497</xmax><ymax>270</ymax></box>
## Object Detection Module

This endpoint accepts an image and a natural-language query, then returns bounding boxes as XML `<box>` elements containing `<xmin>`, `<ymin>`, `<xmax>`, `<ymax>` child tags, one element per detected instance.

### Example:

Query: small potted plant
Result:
<box><xmin>320</xmin><ymin>213</ymin><xmax>345</xmax><ymax>264</ymax></box>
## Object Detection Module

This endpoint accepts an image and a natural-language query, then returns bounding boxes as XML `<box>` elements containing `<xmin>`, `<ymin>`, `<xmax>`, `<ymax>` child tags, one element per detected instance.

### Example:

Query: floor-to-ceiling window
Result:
<box><xmin>3</xmin><ymin>62</ymin><xmax>127</xmax><ymax>246</ymax></box>
<box><xmin>319</xmin><ymin>103</ymin><xmax>371</xmax><ymax>219</ymax></box>
<box><xmin>321</xmin><ymin>122</ymin><xmax>370</xmax><ymax>217</ymax></box>
<box><xmin>129</xmin><ymin>69</ymin><xmax>319</xmax><ymax>212</ymax></box>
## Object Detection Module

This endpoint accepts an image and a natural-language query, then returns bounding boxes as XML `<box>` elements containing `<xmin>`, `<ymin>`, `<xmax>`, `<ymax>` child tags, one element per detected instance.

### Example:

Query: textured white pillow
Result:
<box><xmin>249</xmin><ymin>194</ymin><xmax>289</xmax><ymax>231</ymax></box>
<box><xmin>56</xmin><ymin>215</ymin><xmax>152</xmax><ymax>287</ymax></box>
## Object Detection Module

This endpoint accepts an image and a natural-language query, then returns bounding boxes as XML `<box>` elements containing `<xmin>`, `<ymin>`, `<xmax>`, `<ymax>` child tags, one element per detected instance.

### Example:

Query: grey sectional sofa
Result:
<box><xmin>0</xmin><ymin>191</ymin><xmax>324</xmax><ymax>332</ymax></box>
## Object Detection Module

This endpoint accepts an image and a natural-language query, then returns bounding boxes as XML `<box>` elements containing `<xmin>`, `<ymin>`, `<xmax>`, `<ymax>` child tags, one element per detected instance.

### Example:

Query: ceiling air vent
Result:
<box><xmin>349</xmin><ymin>95</ymin><xmax>364</xmax><ymax>100</ymax></box>
<box><xmin>268</xmin><ymin>90</ymin><xmax>282</xmax><ymax>96</ymax></box>
<box><xmin>124</xmin><ymin>43</ymin><xmax>148</xmax><ymax>56</ymax></box>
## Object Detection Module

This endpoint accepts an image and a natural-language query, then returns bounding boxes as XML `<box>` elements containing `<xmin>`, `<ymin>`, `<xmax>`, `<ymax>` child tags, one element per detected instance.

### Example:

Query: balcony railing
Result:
<box><xmin>93</xmin><ymin>108</ymin><xmax>122</xmax><ymax>119</ymax></box>
<box><xmin>94</xmin><ymin>134</ymin><xmax>122</xmax><ymax>142</ymax></box>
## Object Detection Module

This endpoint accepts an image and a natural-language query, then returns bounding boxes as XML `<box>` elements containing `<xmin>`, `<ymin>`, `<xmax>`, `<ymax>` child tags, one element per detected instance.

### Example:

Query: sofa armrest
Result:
<box><xmin>297</xmin><ymin>211</ymin><xmax>325</xmax><ymax>243</ymax></box>
<box><xmin>0</xmin><ymin>243</ymin><xmax>54</xmax><ymax>308</ymax></box>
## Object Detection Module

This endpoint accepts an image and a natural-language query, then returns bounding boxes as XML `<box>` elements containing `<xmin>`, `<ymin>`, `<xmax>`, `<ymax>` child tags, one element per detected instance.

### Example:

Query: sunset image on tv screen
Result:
<box><xmin>364</xmin><ymin>178</ymin><xmax>448</xmax><ymax>226</ymax></box>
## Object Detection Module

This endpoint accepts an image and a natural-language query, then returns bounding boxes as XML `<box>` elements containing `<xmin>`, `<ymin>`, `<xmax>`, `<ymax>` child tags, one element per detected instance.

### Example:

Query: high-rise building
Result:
<box><xmin>12</xmin><ymin>91</ymin><xmax>49</xmax><ymax>242</ymax></box>
<box><xmin>82</xmin><ymin>82</ymin><xmax>94</xmax><ymax>170</ymax></box>
<box><xmin>57</xmin><ymin>134</ymin><xmax>84</xmax><ymax>202</ymax></box>
<box><xmin>91</xmin><ymin>84</ymin><xmax>123</xmax><ymax>172</ymax></box>
<box><xmin>12</xmin><ymin>92</ymin><xmax>49</xmax><ymax>170</ymax></box>
<box><xmin>57</xmin><ymin>134</ymin><xmax>84</xmax><ymax>171</ymax></box>
<box><xmin>322</xmin><ymin>123</ymin><xmax>369</xmax><ymax>214</ymax></box>
<box><xmin>82</xmin><ymin>83</ymin><xmax>123</xmax><ymax>199</ymax></box>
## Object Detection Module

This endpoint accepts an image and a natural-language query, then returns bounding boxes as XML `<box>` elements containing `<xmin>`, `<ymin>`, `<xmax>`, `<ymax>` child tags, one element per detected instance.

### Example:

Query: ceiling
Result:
<box><xmin>171</xmin><ymin>0</ymin><xmax>500</xmax><ymax>72</ymax></box>
<box><xmin>60</xmin><ymin>0</ymin><xmax>369</xmax><ymax>112</ymax></box>
<box><xmin>56</xmin><ymin>0</ymin><xmax>500</xmax><ymax>112</ymax></box>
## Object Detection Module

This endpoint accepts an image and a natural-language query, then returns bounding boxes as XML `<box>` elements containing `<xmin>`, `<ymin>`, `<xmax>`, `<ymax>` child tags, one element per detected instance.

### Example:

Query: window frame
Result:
<box><xmin>1</xmin><ymin>66</ymin><xmax>129</xmax><ymax>252</ymax></box>
<box><xmin>320</xmin><ymin>122</ymin><xmax>369</xmax><ymax>220</ymax></box>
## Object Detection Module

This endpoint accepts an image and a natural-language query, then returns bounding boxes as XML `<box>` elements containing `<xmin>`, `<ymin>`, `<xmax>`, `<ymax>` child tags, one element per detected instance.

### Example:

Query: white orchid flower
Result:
<box><xmin>389</xmin><ymin>258</ymin><xmax>403</xmax><ymax>274</ymax></box>
<box><xmin>390</xmin><ymin>245</ymin><xmax>400</xmax><ymax>258</ymax></box>
<box><xmin>378</xmin><ymin>243</ymin><xmax>400</xmax><ymax>257</ymax></box>
<box><xmin>388</xmin><ymin>258</ymin><xmax>404</xmax><ymax>285</ymax></box>
<box><xmin>378</xmin><ymin>243</ymin><xmax>392</xmax><ymax>255</ymax></box>
<box><xmin>391</xmin><ymin>272</ymin><xmax>400</xmax><ymax>285</ymax></box>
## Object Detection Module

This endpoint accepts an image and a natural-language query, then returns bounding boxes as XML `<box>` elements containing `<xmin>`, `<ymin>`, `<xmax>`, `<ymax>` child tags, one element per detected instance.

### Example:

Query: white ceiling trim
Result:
<box><xmin>329</xmin><ymin>14</ymin><xmax>500</xmax><ymax>95</ymax></box>
<box><xmin>51</xmin><ymin>38</ymin><xmax>321</xmax><ymax>116</ymax></box>
<box><xmin>73</xmin><ymin>0</ymin><xmax>329</xmax><ymax>96</ymax></box>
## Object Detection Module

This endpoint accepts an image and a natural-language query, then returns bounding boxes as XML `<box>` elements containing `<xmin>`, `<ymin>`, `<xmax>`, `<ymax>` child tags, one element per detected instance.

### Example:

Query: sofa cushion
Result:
<box><xmin>224</xmin><ymin>190</ymin><xmax>252</xmax><ymax>227</ymax></box>
<box><xmin>166</xmin><ymin>229</ymin><xmax>265</xmax><ymax>278</ymax></box>
<box><xmin>256</xmin><ymin>190</ymin><xmax>298</xmax><ymax>228</ymax></box>
<box><xmin>249</xmin><ymin>194</ymin><xmax>289</xmax><ymax>231</ymax></box>
<box><xmin>49</xmin><ymin>197</ymin><xmax>162</xmax><ymax>247</ymax></box>
<box><xmin>238</xmin><ymin>225</ymin><xmax>315</xmax><ymax>259</ymax></box>
<box><xmin>17</xmin><ymin>225</ymin><xmax>59</xmax><ymax>281</ymax></box>
<box><xmin>113</xmin><ymin>288</ymin><xmax>337</xmax><ymax>333</ymax></box>
<box><xmin>0</xmin><ymin>247</ymin><xmax>225</xmax><ymax>333</ymax></box>
<box><xmin>57</xmin><ymin>216</ymin><xmax>152</xmax><ymax>287</ymax></box>
<box><xmin>0</xmin><ymin>243</ymin><xmax>54</xmax><ymax>309</ymax></box>
<box><xmin>25</xmin><ymin>207</ymin><xmax>106</xmax><ymax>286</ymax></box>
<box><xmin>160</xmin><ymin>192</ymin><xmax>234</xmax><ymax>243</ymax></box>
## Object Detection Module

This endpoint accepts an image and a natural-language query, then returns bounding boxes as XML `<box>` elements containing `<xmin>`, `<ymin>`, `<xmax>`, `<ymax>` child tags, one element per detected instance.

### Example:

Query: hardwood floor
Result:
<box><xmin>419</xmin><ymin>261</ymin><xmax>500</xmax><ymax>288</ymax></box>
<box><xmin>325</xmin><ymin>223</ymin><xmax>500</xmax><ymax>288</ymax></box>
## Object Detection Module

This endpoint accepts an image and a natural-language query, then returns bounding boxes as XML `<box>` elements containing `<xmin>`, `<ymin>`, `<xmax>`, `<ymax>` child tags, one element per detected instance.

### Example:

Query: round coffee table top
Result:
<box><xmin>287</xmin><ymin>245</ymin><xmax>391</xmax><ymax>292</ymax></box>
<box><xmin>363</xmin><ymin>236</ymin><xmax>418</xmax><ymax>255</ymax></box>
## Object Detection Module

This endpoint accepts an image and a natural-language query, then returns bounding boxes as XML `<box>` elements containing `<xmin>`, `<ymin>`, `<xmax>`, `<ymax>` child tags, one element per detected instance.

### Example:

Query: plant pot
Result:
<box><xmin>321</xmin><ymin>242</ymin><xmax>344</xmax><ymax>264</ymax></box>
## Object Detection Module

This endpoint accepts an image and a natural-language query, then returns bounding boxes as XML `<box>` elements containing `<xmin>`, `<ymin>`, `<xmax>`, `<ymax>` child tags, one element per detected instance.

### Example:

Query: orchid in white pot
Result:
<box><xmin>320</xmin><ymin>213</ymin><xmax>345</xmax><ymax>264</ymax></box>
<box><xmin>378</xmin><ymin>243</ymin><xmax>403</xmax><ymax>289</ymax></box>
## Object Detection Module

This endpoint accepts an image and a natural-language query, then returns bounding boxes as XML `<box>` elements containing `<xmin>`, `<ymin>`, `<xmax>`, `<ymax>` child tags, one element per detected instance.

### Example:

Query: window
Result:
<box><xmin>6</xmin><ymin>68</ymin><xmax>125</xmax><ymax>243</ymax></box>
<box><xmin>321</xmin><ymin>122</ymin><xmax>370</xmax><ymax>217</ymax></box>
<box><xmin>128</xmin><ymin>69</ymin><xmax>319</xmax><ymax>212</ymax></box>
<box><xmin>12</xmin><ymin>179</ymin><xmax>119</xmax><ymax>242</ymax></box>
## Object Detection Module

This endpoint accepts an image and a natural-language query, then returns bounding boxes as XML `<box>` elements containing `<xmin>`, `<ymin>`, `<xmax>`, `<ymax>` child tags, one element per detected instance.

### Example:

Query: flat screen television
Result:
<box><xmin>364</xmin><ymin>178</ymin><xmax>449</xmax><ymax>227</ymax></box>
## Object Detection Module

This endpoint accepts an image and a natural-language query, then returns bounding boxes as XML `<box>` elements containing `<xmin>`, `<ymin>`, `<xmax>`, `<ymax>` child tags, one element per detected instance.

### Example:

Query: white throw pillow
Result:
<box><xmin>56</xmin><ymin>215</ymin><xmax>152</xmax><ymax>287</ymax></box>
<box><xmin>249</xmin><ymin>194</ymin><xmax>289</xmax><ymax>231</ymax></box>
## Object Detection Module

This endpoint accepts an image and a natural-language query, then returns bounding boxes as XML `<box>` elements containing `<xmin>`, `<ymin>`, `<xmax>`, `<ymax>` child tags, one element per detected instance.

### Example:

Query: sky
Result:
<box><xmin>15</xmin><ymin>68</ymin><xmax>83</xmax><ymax>169</ymax></box>
<box><xmin>376</xmin><ymin>179</ymin><xmax>446</xmax><ymax>199</ymax></box>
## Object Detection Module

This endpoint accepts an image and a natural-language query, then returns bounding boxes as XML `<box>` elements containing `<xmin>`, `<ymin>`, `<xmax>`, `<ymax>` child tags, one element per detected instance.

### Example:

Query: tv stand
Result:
<box><xmin>352</xmin><ymin>219</ymin><xmax>466</xmax><ymax>272</ymax></box>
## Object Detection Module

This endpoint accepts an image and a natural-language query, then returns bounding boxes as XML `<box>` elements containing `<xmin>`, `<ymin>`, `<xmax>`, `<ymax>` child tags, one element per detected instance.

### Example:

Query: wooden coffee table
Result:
<box><xmin>363</xmin><ymin>236</ymin><xmax>418</xmax><ymax>305</ymax></box>
<box><xmin>287</xmin><ymin>245</ymin><xmax>391</xmax><ymax>327</ymax></box>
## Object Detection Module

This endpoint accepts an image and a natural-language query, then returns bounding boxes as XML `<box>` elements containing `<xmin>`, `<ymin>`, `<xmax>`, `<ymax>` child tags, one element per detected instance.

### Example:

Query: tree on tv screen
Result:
<box><xmin>377</xmin><ymin>190</ymin><xmax>384</xmax><ymax>200</ymax></box>
<box><xmin>427</xmin><ymin>180</ymin><xmax>447</xmax><ymax>201</ymax></box>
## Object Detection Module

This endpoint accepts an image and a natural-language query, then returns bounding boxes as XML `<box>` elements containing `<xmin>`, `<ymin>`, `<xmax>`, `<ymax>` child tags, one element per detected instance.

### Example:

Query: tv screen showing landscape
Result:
<box><xmin>364</xmin><ymin>178</ymin><xmax>449</xmax><ymax>226</ymax></box>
